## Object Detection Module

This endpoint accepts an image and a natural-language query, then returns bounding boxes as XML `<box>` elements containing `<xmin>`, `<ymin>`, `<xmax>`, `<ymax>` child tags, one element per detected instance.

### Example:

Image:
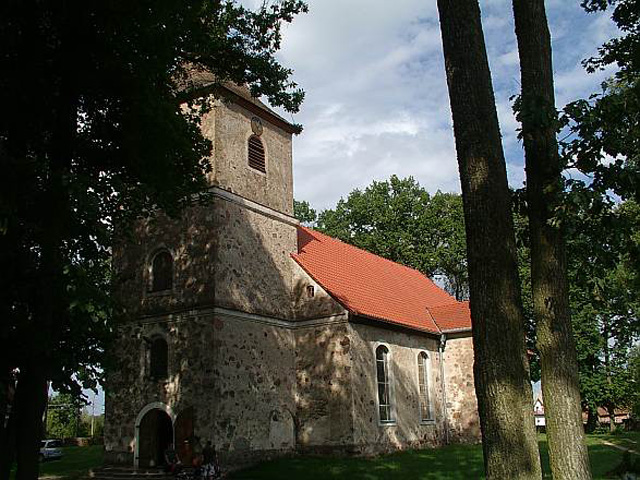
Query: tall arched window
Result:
<box><xmin>248</xmin><ymin>135</ymin><xmax>266</xmax><ymax>173</ymax></box>
<box><xmin>418</xmin><ymin>352</ymin><xmax>433</xmax><ymax>421</ymax></box>
<box><xmin>375</xmin><ymin>345</ymin><xmax>393</xmax><ymax>423</ymax></box>
<box><xmin>150</xmin><ymin>337</ymin><xmax>168</xmax><ymax>380</ymax></box>
<box><xmin>151</xmin><ymin>250</ymin><xmax>173</xmax><ymax>292</ymax></box>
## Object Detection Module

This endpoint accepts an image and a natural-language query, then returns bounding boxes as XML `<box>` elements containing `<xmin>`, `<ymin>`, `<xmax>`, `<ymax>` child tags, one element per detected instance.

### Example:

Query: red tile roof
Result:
<box><xmin>292</xmin><ymin>227</ymin><xmax>472</xmax><ymax>334</ymax></box>
<box><xmin>427</xmin><ymin>301</ymin><xmax>472</xmax><ymax>333</ymax></box>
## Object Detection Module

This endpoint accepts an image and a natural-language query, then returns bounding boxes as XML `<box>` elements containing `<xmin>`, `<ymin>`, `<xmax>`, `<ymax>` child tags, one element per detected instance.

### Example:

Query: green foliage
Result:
<box><xmin>316</xmin><ymin>175</ymin><xmax>468</xmax><ymax>300</ymax></box>
<box><xmin>554</xmin><ymin>0</ymin><xmax>640</xmax><ymax>416</ymax></box>
<box><xmin>0</xmin><ymin>0</ymin><xmax>306</xmax><ymax>398</ymax></box>
<box><xmin>567</xmin><ymin>199</ymin><xmax>639</xmax><ymax>415</ymax></box>
<box><xmin>561</xmin><ymin>0</ymin><xmax>640</xmax><ymax>203</ymax></box>
<box><xmin>293</xmin><ymin>200</ymin><xmax>317</xmax><ymax>226</ymax></box>
<box><xmin>46</xmin><ymin>393</ymin><xmax>83</xmax><ymax>440</ymax></box>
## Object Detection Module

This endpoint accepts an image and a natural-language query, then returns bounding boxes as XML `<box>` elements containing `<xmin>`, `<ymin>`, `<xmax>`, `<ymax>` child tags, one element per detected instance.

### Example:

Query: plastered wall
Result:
<box><xmin>348</xmin><ymin>321</ymin><xmax>446</xmax><ymax>454</ymax></box>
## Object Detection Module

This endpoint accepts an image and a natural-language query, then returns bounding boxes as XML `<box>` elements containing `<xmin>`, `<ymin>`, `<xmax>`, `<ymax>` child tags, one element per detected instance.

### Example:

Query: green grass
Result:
<box><xmin>7</xmin><ymin>433</ymin><xmax>637</xmax><ymax>479</ymax></box>
<box><xmin>229</xmin><ymin>433</ymin><xmax>639</xmax><ymax>480</ymax></box>
<box><xmin>10</xmin><ymin>446</ymin><xmax>103</xmax><ymax>480</ymax></box>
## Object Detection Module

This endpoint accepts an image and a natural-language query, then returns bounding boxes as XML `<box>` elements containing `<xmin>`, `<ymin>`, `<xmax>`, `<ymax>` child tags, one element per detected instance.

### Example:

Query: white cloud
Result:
<box><xmin>272</xmin><ymin>0</ymin><xmax>615</xmax><ymax>211</ymax></box>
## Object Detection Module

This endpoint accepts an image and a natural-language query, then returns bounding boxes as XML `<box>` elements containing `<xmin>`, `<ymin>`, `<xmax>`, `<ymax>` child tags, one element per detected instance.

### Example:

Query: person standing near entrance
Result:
<box><xmin>164</xmin><ymin>443</ymin><xmax>181</xmax><ymax>474</ymax></box>
<box><xmin>202</xmin><ymin>441</ymin><xmax>221</xmax><ymax>479</ymax></box>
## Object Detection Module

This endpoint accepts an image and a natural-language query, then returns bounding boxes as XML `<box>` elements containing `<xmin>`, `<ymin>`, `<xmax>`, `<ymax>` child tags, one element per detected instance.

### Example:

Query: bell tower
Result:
<box><xmin>201</xmin><ymin>83</ymin><xmax>298</xmax><ymax>216</ymax></box>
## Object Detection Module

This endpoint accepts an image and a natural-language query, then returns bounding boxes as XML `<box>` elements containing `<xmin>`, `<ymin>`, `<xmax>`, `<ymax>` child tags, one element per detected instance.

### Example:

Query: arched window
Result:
<box><xmin>149</xmin><ymin>337</ymin><xmax>168</xmax><ymax>380</ymax></box>
<box><xmin>248</xmin><ymin>135</ymin><xmax>266</xmax><ymax>173</ymax></box>
<box><xmin>418</xmin><ymin>352</ymin><xmax>433</xmax><ymax>421</ymax></box>
<box><xmin>375</xmin><ymin>345</ymin><xmax>393</xmax><ymax>423</ymax></box>
<box><xmin>150</xmin><ymin>250</ymin><xmax>173</xmax><ymax>292</ymax></box>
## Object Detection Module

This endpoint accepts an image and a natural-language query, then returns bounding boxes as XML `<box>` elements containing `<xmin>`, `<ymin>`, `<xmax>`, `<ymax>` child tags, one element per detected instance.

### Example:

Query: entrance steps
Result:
<box><xmin>89</xmin><ymin>466</ymin><xmax>174</xmax><ymax>480</ymax></box>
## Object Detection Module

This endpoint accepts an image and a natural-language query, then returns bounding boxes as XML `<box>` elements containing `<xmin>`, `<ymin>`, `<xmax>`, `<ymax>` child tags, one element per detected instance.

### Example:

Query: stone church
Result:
<box><xmin>104</xmin><ymin>80</ymin><xmax>480</xmax><ymax>469</ymax></box>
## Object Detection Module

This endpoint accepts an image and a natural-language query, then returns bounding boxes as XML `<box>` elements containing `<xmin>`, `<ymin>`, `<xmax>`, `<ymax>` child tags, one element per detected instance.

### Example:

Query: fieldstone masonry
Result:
<box><xmin>105</xmin><ymin>85</ymin><xmax>480</xmax><ymax>470</ymax></box>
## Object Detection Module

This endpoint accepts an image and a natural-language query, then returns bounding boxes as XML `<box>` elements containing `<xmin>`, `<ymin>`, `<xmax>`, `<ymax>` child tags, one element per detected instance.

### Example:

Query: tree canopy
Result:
<box><xmin>314</xmin><ymin>175</ymin><xmax>468</xmax><ymax>300</ymax></box>
<box><xmin>0</xmin><ymin>0</ymin><xmax>307</xmax><ymax>476</ymax></box>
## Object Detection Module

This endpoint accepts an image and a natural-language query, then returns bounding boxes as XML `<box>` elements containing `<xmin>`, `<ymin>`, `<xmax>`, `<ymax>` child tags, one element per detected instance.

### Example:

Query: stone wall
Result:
<box><xmin>207</xmin><ymin>99</ymin><xmax>294</xmax><ymax>216</ymax></box>
<box><xmin>207</xmin><ymin>313</ymin><xmax>297</xmax><ymax>465</ymax></box>
<box><xmin>293</xmin><ymin>321</ymin><xmax>354</xmax><ymax>452</ymax></box>
<box><xmin>443</xmin><ymin>335</ymin><xmax>480</xmax><ymax>443</ymax></box>
<box><xmin>113</xmin><ymin>194</ymin><xmax>302</xmax><ymax>321</ymax></box>
<box><xmin>292</xmin><ymin>261</ymin><xmax>345</xmax><ymax>320</ymax></box>
<box><xmin>348</xmin><ymin>321</ymin><xmax>446</xmax><ymax>454</ymax></box>
<box><xmin>213</xmin><ymin>199</ymin><xmax>297</xmax><ymax>319</ymax></box>
<box><xmin>104</xmin><ymin>312</ymin><xmax>299</xmax><ymax>467</ymax></box>
<box><xmin>104</xmin><ymin>312</ymin><xmax>219</xmax><ymax>465</ymax></box>
<box><xmin>112</xmin><ymin>206</ymin><xmax>218</xmax><ymax>319</ymax></box>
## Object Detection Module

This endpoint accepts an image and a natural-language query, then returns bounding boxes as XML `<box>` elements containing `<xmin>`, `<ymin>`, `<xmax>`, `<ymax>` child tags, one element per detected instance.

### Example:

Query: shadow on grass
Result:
<box><xmin>229</xmin><ymin>444</ymin><xmax>485</xmax><ymax>480</ymax></box>
<box><xmin>230</xmin><ymin>434</ymin><xmax>636</xmax><ymax>480</ymax></box>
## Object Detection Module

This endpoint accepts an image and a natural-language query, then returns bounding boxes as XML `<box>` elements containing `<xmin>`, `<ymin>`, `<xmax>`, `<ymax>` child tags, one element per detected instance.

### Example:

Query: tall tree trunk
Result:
<box><xmin>0</xmin><ymin>371</ymin><xmax>17</xmax><ymax>480</ymax></box>
<box><xmin>13</xmin><ymin>4</ymin><xmax>78</xmax><ymax>478</ymax></box>
<box><xmin>436</xmin><ymin>1</ymin><xmax>542</xmax><ymax>478</ymax></box>
<box><xmin>14</xmin><ymin>366</ymin><xmax>48</xmax><ymax>480</ymax></box>
<box><xmin>512</xmin><ymin>1</ymin><xmax>592</xmax><ymax>479</ymax></box>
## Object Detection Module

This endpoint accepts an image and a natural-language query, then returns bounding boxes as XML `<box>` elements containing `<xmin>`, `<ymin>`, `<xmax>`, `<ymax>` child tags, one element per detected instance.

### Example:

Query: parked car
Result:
<box><xmin>40</xmin><ymin>439</ymin><xmax>63</xmax><ymax>461</ymax></box>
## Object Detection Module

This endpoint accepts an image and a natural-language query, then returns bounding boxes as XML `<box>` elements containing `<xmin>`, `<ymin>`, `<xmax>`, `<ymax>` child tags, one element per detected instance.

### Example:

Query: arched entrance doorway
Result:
<box><xmin>138</xmin><ymin>409</ymin><xmax>173</xmax><ymax>467</ymax></box>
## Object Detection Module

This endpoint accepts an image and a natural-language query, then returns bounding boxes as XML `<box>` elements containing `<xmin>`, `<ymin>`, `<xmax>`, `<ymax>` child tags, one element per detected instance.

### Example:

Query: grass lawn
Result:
<box><xmin>10</xmin><ymin>446</ymin><xmax>103</xmax><ymax>480</ymax></box>
<box><xmin>229</xmin><ymin>433</ymin><xmax>639</xmax><ymax>480</ymax></box>
<box><xmin>7</xmin><ymin>434</ymin><xmax>637</xmax><ymax>479</ymax></box>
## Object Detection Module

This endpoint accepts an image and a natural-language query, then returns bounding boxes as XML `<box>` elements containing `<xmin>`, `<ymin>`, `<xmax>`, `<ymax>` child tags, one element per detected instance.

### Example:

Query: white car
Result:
<box><xmin>40</xmin><ymin>439</ymin><xmax>63</xmax><ymax>461</ymax></box>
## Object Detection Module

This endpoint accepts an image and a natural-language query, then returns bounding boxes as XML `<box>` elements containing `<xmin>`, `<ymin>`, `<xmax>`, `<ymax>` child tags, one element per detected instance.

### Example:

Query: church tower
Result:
<box><xmin>104</xmin><ymin>83</ymin><xmax>325</xmax><ymax>467</ymax></box>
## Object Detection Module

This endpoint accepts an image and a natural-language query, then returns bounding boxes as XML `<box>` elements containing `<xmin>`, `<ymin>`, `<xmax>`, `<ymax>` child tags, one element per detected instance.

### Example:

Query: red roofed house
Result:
<box><xmin>104</xmin><ymin>83</ymin><xmax>480</xmax><ymax>470</ymax></box>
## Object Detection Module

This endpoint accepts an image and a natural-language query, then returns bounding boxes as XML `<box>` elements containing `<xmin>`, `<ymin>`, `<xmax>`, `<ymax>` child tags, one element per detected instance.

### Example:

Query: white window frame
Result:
<box><xmin>373</xmin><ymin>342</ymin><xmax>396</xmax><ymax>426</ymax></box>
<box><xmin>417</xmin><ymin>351</ymin><xmax>435</xmax><ymax>423</ymax></box>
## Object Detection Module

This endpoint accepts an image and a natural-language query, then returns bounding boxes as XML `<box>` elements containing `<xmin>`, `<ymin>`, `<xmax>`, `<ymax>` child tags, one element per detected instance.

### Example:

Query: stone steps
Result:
<box><xmin>89</xmin><ymin>466</ymin><xmax>174</xmax><ymax>480</ymax></box>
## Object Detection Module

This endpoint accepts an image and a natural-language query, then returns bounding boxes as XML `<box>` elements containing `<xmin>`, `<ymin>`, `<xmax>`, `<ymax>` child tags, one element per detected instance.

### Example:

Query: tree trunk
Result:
<box><xmin>585</xmin><ymin>405</ymin><xmax>597</xmax><ymax>434</ymax></box>
<box><xmin>12</xmin><ymin>4</ymin><xmax>77</xmax><ymax>478</ymax></box>
<box><xmin>607</xmin><ymin>405</ymin><xmax>617</xmax><ymax>433</ymax></box>
<box><xmin>512</xmin><ymin>1</ymin><xmax>592</xmax><ymax>479</ymax></box>
<box><xmin>14</xmin><ymin>367</ymin><xmax>48</xmax><ymax>480</ymax></box>
<box><xmin>436</xmin><ymin>1</ymin><xmax>542</xmax><ymax>478</ymax></box>
<box><xmin>0</xmin><ymin>372</ymin><xmax>17</xmax><ymax>480</ymax></box>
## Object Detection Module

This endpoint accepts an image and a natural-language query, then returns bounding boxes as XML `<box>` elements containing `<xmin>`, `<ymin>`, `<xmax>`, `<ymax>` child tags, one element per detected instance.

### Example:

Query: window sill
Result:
<box><xmin>420</xmin><ymin>419</ymin><xmax>436</xmax><ymax>425</ymax></box>
<box><xmin>378</xmin><ymin>421</ymin><xmax>397</xmax><ymax>427</ymax></box>
<box><xmin>146</xmin><ymin>289</ymin><xmax>173</xmax><ymax>298</ymax></box>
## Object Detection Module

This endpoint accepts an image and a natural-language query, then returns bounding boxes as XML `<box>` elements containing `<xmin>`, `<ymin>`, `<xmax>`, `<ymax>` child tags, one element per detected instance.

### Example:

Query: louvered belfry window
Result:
<box><xmin>248</xmin><ymin>135</ymin><xmax>266</xmax><ymax>173</ymax></box>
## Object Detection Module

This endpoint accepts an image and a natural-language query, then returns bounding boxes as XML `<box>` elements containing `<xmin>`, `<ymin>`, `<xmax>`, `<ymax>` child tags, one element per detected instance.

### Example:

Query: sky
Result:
<box><xmin>268</xmin><ymin>0</ymin><xmax>618</xmax><ymax>211</ymax></box>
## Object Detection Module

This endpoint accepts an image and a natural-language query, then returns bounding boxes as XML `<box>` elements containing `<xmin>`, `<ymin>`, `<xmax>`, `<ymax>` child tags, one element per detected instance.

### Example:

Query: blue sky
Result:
<box><xmin>273</xmin><ymin>0</ymin><xmax>617</xmax><ymax>210</ymax></box>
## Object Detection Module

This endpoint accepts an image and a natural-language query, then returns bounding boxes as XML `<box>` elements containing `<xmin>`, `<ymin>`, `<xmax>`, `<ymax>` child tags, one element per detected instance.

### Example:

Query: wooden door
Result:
<box><xmin>174</xmin><ymin>407</ymin><xmax>195</xmax><ymax>466</ymax></box>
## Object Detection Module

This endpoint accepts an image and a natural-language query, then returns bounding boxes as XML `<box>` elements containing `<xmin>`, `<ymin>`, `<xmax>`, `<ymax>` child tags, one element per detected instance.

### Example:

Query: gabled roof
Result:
<box><xmin>292</xmin><ymin>227</ymin><xmax>472</xmax><ymax>334</ymax></box>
